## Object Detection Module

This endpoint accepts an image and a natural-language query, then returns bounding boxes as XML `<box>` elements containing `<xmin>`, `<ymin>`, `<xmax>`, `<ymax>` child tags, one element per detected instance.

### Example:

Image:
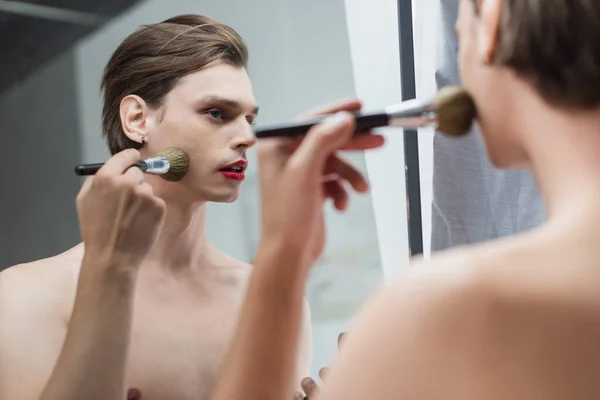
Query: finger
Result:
<box><xmin>301</xmin><ymin>377</ymin><xmax>319</xmax><ymax>397</ymax></box>
<box><xmin>293</xmin><ymin>392</ymin><xmax>305</xmax><ymax>400</ymax></box>
<box><xmin>120</xmin><ymin>182</ymin><xmax>154</xmax><ymax>228</ymax></box>
<box><xmin>290</xmin><ymin>112</ymin><xmax>356</xmax><ymax>172</ymax></box>
<box><xmin>134</xmin><ymin>182</ymin><xmax>155</xmax><ymax>197</ymax></box>
<box><xmin>150</xmin><ymin>198</ymin><xmax>167</xmax><ymax>225</ymax></box>
<box><xmin>321</xmin><ymin>173</ymin><xmax>340</xmax><ymax>183</ymax></box>
<box><xmin>125</xmin><ymin>184</ymin><xmax>165</xmax><ymax>231</ymax></box>
<box><xmin>324</xmin><ymin>180</ymin><xmax>348</xmax><ymax>211</ymax></box>
<box><xmin>298</xmin><ymin>98</ymin><xmax>362</xmax><ymax>120</ymax></box>
<box><xmin>123</xmin><ymin>165</ymin><xmax>146</xmax><ymax>186</ymax></box>
<box><xmin>257</xmin><ymin>137</ymin><xmax>302</xmax><ymax>173</ymax></box>
<box><xmin>325</xmin><ymin>155</ymin><xmax>369</xmax><ymax>193</ymax></box>
<box><xmin>96</xmin><ymin>148</ymin><xmax>141</xmax><ymax>177</ymax></box>
<box><xmin>135</xmin><ymin>183</ymin><xmax>166</xmax><ymax>219</ymax></box>
<box><xmin>340</xmin><ymin>133</ymin><xmax>386</xmax><ymax>151</ymax></box>
<box><xmin>127</xmin><ymin>388</ymin><xmax>142</xmax><ymax>400</ymax></box>
<box><xmin>319</xmin><ymin>367</ymin><xmax>330</xmax><ymax>380</ymax></box>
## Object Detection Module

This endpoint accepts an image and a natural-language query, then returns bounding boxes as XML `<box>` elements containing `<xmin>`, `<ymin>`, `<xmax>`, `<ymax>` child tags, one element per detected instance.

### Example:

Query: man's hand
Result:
<box><xmin>211</xmin><ymin>100</ymin><xmax>382</xmax><ymax>400</ymax></box>
<box><xmin>19</xmin><ymin>149</ymin><xmax>167</xmax><ymax>400</ymax></box>
<box><xmin>76</xmin><ymin>148</ymin><xmax>166</xmax><ymax>271</ymax></box>
<box><xmin>256</xmin><ymin>100</ymin><xmax>384</xmax><ymax>270</ymax></box>
<box><xmin>294</xmin><ymin>333</ymin><xmax>346</xmax><ymax>399</ymax></box>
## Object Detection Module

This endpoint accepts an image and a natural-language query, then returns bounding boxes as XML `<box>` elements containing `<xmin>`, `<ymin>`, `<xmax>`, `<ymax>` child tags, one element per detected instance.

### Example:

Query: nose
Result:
<box><xmin>230</xmin><ymin>123</ymin><xmax>257</xmax><ymax>150</ymax></box>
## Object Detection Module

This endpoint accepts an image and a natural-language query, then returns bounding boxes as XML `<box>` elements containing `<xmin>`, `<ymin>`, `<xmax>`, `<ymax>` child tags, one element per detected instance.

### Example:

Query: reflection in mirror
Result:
<box><xmin>0</xmin><ymin>0</ymin><xmax>385</xmax><ymax>392</ymax></box>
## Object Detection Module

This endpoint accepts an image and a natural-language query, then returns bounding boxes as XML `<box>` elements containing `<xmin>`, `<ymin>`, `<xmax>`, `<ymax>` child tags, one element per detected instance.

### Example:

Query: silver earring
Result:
<box><xmin>141</xmin><ymin>137</ymin><xmax>146</xmax><ymax>146</ymax></box>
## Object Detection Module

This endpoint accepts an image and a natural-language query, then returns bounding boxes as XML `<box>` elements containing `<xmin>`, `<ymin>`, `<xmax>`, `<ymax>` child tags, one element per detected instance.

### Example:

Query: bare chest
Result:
<box><xmin>123</xmin><ymin>296</ymin><xmax>243</xmax><ymax>400</ymax></box>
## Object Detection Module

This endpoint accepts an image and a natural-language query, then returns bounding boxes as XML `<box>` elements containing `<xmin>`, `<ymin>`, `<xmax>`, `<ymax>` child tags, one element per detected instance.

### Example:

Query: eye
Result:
<box><xmin>246</xmin><ymin>116</ymin><xmax>257</xmax><ymax>126</ymax></box>
<box><xmin>206</xmin><ymin>109</ymin><xmax>224</xmax><ymax>120</ymax></box>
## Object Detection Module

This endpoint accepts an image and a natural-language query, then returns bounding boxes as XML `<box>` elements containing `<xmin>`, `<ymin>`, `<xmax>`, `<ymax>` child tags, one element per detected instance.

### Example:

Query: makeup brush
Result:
<box><xmin>74</xmin><ymin>147</ymin><xmax>190</xmax><ymax>182</ymax></box>
<box><xmin>253</xmin><ymin>85</ymin><xmax>477</xmax><ymax>138</ymax></box>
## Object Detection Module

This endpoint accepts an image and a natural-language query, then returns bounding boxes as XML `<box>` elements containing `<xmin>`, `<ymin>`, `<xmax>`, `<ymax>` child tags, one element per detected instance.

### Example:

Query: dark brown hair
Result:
<box><xmin>475</xmin><ymin>0</ymin><xmax>600</xmax><ymax>110</ymax></box>
<box><xmin>101</xmin><ymin>14</ymin><xmax>249</xmax><ymax>154</ymax></box>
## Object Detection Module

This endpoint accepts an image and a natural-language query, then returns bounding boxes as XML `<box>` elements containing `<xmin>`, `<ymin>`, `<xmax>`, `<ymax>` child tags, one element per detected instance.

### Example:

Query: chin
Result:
<box><xmin>483</xmin><ymin>141</ymin><xmax>529</xmax><ymax>170</ymax></box>
<box><xmin>478</xmin><ymin>125</ymin><xmax>529</xmax><ymax>170</ymax></box>
<box><xmin>202</xmin><ymin>188</ymin><xmax>240</xmax><ymax>203</ymax></box>
<box><xmin>486</xmin><ymin>151</ymin><xmax>509</xmax><ymax>169</ymax></box>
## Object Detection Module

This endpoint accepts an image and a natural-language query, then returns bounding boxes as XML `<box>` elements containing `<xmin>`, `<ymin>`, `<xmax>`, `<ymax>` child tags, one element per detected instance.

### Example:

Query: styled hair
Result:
<box><xmin>477</xmin><ymin>0</ymin><xmax>600</xmax><ymax>110</ymax></box>
<box><xmin>101</xmin><ymin>14</ymin><xmax>248</xmax><ymax>154</ymax></box>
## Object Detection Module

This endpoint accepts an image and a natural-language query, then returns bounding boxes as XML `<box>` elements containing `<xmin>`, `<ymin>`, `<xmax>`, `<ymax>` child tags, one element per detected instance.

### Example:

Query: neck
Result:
<box><xmin>513</xmin><ymin>86</ymin><xmax>600</xmax><ymax>227</ymax></box>
<box><xmin>145</xmin><ymin>199</ymin><xmax>212</xmax><ymax>273</ymax></box>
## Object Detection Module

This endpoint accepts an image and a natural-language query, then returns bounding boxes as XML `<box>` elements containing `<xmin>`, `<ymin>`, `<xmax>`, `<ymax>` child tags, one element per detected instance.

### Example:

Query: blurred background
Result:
<box><xmin>0</xmin><ymin>0</ymin><xmax>438</xmax><ymax>378</ymax></box>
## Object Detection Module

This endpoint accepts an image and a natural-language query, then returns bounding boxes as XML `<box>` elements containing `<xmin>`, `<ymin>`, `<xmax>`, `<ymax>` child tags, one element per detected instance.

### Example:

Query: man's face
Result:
<box><xmin>147</xmin><ymin>62</ymin><xmax>259</xmax><ymax>203</ymax></box>
<box><xmin>456</xmin><ymin>0</ymin><xmax>527</xmax><ymax>168</ymax></box>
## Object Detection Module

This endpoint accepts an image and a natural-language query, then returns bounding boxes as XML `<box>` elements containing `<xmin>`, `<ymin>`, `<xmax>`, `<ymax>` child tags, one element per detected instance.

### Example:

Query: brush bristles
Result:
<box><xmin>433</xmin><ymin>86</ymin><xmax>477</xmax><ymax>137</ymax></box>
<box><xmin>157</xmin><ymin>147</ymin><xmax>189</xmax><ymax>182</ymax></box>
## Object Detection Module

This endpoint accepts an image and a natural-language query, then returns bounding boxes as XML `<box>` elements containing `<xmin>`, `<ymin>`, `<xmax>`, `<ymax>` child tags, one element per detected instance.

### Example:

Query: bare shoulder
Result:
<box><xmin>207</xmin><ymin>246</ymin><xmax>253</xmax><ymax>285</ymax></box>
<box><xmin>365</xmin><ymin>246</ymin><xmax>494</xmax><ymax>323</ymax></box>
<box><xmin>227</xmin><ymin>257</ymin><xmax>253</xmax><ymax>272</ymax></box>
<box><xmin>0</xmin><ymin>247</ymin><xmax>83</xmax><ymax>338</ymax></box>
<box><xmin>0</xmin><ymin>250</ymin><xmax>81</xmax><ymax>336</ymax></box>
<box><xmin>222</xmin><ymin>252</ymin><xmax>253</xmax><ymax>272</ymax></box>
<box><xmin>379</xmin><ymin>247</ymin><xmax>496</xmax><ymax>342</ymax></box>
<box><xmin>0</xmin><ymin>250</ymin><xmax>81</xmax><ymax>400</ymax></box>
<box><xmin>0</xmin><ymin>250</ymin><xmax>80</xmax><ymax>316</ymax></box>
<box><xmin>319</xmin><ymin>241</ymin><xmax>600</xmax><ymax>399</ymax></box>
<box><xmin>317</xmin><ymin>247</ymin><xmax>510</xmax><ymax>399</ymax></box>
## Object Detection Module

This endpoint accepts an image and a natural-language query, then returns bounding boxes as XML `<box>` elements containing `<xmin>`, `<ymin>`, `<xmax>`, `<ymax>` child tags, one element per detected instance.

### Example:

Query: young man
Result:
<box><xmin>209</xmin><ymin>0</ymin><xmax>600</xmax><ymax>398</ymax></box>
<box><xmin>431</xmin><ymin>0</ymin><xmax>545</xmax><ymax>251</ymax></box>
<box><xmin>0</xmin><ymin>14</ymin><xmax>320</xmax><ymax>400</ymax></box>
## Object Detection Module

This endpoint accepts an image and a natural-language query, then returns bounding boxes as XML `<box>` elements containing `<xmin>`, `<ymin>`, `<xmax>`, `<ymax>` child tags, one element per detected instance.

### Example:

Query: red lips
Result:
<box><xmin>220</xmin><ymin>159</ymin><xmax>248</xmax><ymax>171</ymax></box>
<box><xmin>219</xmin><ymin>159</ymin><xmax>248</xmax><ymax>181</ymax></box>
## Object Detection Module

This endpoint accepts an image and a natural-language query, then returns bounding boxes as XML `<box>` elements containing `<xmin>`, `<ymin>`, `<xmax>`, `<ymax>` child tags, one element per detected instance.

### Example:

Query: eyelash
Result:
<box><xmin>205</xmin><ymin>109</ymin><xmax>256</xmax><ymax>125</ymax></box>
<box><xmin>207</xmin><ymin>109</ymin><xmax>225</xmax><ymax>121</ymax></box>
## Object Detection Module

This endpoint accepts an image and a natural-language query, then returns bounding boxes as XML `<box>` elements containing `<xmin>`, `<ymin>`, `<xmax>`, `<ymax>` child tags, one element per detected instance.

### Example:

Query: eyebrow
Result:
<box><xmin>198</xmin><ymin>95</ymin><xmax>260</xmax><ymax>115</ymax></box>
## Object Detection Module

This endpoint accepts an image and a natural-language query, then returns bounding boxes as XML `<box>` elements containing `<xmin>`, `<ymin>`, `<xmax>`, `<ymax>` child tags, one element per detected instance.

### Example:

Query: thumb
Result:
<box><xmin>290</xmin><ymin>112</ymin><xmax>355</xmax><ymax>171</ymax></box>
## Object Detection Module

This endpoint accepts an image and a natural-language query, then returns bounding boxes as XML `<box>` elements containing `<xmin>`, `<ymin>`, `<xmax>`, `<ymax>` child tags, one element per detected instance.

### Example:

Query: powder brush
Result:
<box><xmin>74</xmin><ymin>147</ymin><xmax>190</xmax><ymax>182</ymax></box>
<box><xmin>253</xmin><ymin>86</ymin><xmax>477</xmax><ymax>138</ymax></box>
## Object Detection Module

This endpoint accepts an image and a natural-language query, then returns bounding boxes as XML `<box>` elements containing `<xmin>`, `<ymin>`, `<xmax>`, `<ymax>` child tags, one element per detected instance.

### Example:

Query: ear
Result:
<box><xmin>119</xmin><ymin>94</ymin><xmax>152</xmax><ymax>144</ymax></box>
<box><xmin>477</xmin><ymin>0</ymin><xmax>502</xmax><ymax>63</ymax></box>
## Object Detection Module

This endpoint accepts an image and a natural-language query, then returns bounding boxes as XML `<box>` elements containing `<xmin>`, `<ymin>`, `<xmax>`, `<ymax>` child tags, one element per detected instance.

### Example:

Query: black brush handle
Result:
<box><xmin>75</xmin><ymin>161</ymin><xmax>146</xmax><ymax>176</ymax></box>
<box><xmin>253</xmin><ymin>111</ymin><xmax>390</xmax><ymax>138</ymax></box>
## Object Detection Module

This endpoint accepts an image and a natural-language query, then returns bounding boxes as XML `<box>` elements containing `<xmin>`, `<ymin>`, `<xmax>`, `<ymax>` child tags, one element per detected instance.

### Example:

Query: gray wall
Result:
<box><xmin>0</xmin><ymin>50</ymin><xmax>82</xmax><ymax>269</ymax></box>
